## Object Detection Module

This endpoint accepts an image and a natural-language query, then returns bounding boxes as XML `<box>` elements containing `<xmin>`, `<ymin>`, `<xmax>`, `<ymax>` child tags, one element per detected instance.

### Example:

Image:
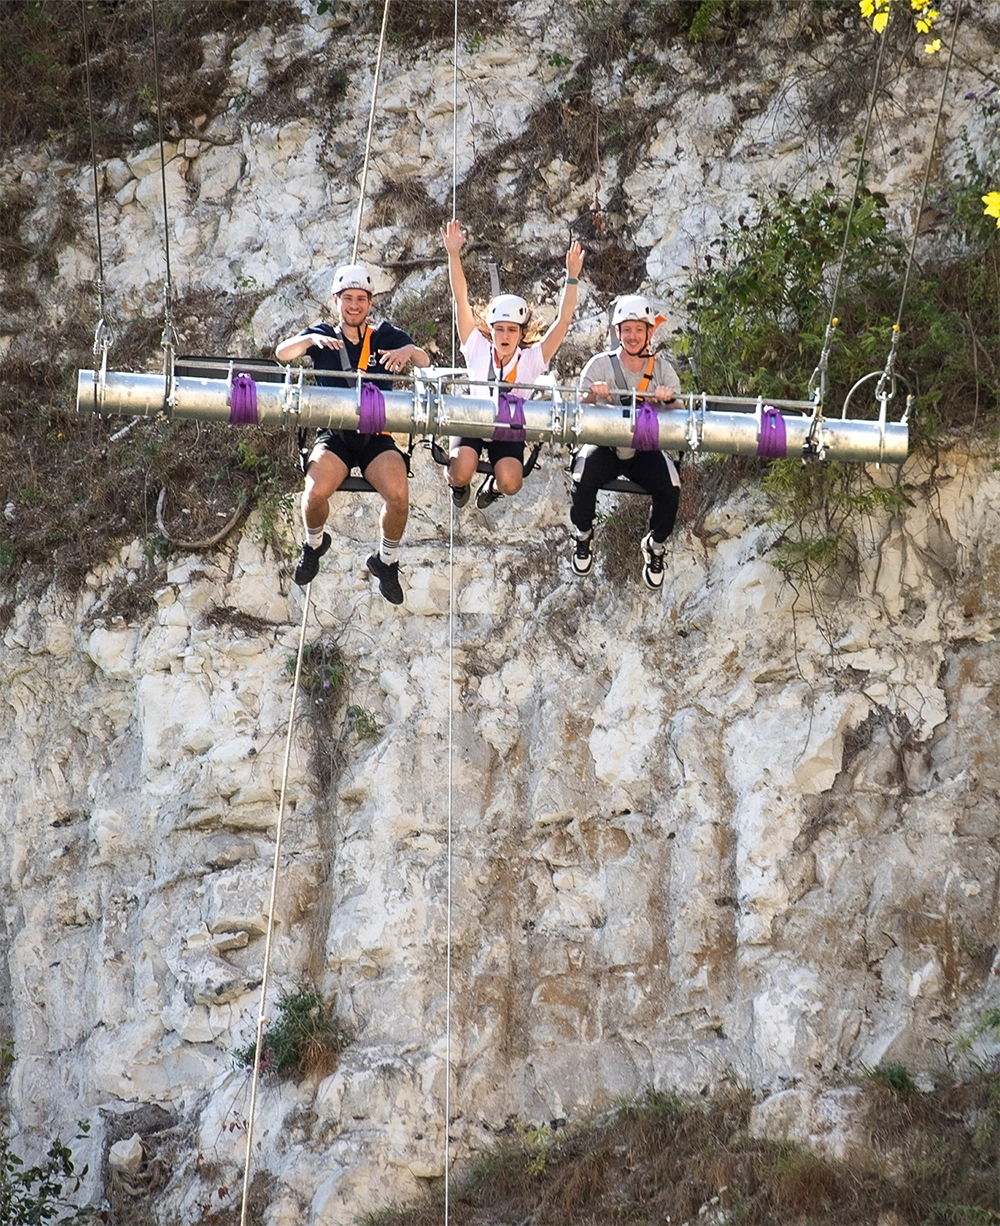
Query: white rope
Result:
<box><xmin>441</xmin><ymin>7</ymin><xmax>460</xmax><ymax>1216</ymax></box>
<box><xmin>444</xmin><ymin>496</ymin><xmax>456</xmax><ymax>1226</ymax></box>
<box><xmin>440</xmin><ymin>7</ymin><xmax>464</xmax><ymax>1221</ymax></box>
<box><xmin>352</xmin><ymin>0</ymin><xmax>392</xmax><ymax>265</ymax></box>
<box><xmin>450</xmin><ymin>0</ymin><xmax>459</xmax><ymax>369</ymax></box>
<box><xmin>238</xmin><ymin>588</ymin><xmax>313</xmax><ymax>1226</ymax></box>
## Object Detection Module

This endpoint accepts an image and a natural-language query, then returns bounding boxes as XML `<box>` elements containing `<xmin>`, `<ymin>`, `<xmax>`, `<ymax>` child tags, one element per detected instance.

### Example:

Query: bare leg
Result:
<box><xmin>302</xmin><ymin>446</ymin><xmax>348</xmax><ymax>533</ymax></box>
<box><xmin>447</xmin><ymin>442</ymin><xmax>479</xmax><ymax>490</ymax></box>
<box><xmin>363</xmin><ymin>448</ymin><xmax>409</xmax><ymax>541</ymax></box>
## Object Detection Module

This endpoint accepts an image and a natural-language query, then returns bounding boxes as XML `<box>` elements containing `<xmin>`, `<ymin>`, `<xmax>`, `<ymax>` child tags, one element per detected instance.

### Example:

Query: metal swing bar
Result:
<box><xmin>76</xmin><ymin>363</ymin><xmax>909</xmax><ymax>465</ymax></box>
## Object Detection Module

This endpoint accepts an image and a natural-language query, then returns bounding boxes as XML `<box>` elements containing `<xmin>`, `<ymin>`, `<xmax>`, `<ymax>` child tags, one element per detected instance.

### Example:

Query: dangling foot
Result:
<box><xmin>475</xmin><ymin>476</ymin><xmax>504</xmax><ymax>509</ymax></box>
<box><xmin>571</xmin><ymin>532</ymin><xmax>594</xmax><ymax>576</ymax></box>
<box><xmin>366</xmin><ymin>553</ymin><xmax>404</xmax><ymax>604</ymax></box>
<box><xmin>293</xmin><ymin>533</ymin><xmax>331</xmax><ymax>587</ymax></box>
<box><xmin>640</xmin><ymin>533</ymin><xmax>665</xmax><ymax>590</ymax></box>
<box><xmin>451</xmin><ymin>482</ymin><xmax>471</xmax><ymax>508</ymax></box>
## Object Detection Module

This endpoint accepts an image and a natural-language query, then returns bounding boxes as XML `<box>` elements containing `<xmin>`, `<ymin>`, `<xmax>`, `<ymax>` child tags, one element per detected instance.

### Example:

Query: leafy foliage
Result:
<box><xmin>0</xmin><ymin>1073</ymin><xmax>91</xmax><ymax>1226</ymax></box>
<box><xmin>233</xmin><ymin>987</ymin><xmax>350</xmax><ymax>1081</ymax></box>
<box><xmin>680</xmin><ymin>174</ymin><xmax>1000</xmax><ymax>435</ymax></box>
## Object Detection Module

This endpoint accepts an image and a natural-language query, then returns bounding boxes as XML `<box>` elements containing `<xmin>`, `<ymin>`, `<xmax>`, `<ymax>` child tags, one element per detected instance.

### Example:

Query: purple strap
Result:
<box><xmin>757</xmin><ymin>406</ymin><xmax>787</xmax><ymax>459</ymax></box>
<box><xmin>492</xmin><ymin>392</ymin><xmax>526</xmax><ymax>442</ymax></box>
<box><xmin>631</xmin><ymin>402</ymin><xmax>660</xmax><ymax>451</ymax></box>
<box><xmin>358</xmin><ymin>381</ymin><xmax>387</xmax><ymax>433</ymax></box>
<box><xmin>230</xmin><ymin>373</ymin><xmax>258</xmax><ymax>425</ymax></box>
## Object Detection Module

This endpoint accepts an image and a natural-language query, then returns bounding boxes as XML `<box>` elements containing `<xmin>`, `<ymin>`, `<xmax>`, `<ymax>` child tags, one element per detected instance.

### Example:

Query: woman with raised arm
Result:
<box><xmin>440</xmin><ymin>219</ymin><xmax>584</xmax><ymax>510</ymax></box>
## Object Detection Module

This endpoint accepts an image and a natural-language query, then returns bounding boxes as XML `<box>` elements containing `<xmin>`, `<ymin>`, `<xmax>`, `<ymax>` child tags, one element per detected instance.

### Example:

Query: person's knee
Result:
<box><xmin>495</xmin><ymin>472</ymin><xmax>522</xmax><ymax>496</ymax></box>
<box><xmin>448</xmin><ymin>449</ymin><xmax>477</xmax><ymax>485</ymax></box>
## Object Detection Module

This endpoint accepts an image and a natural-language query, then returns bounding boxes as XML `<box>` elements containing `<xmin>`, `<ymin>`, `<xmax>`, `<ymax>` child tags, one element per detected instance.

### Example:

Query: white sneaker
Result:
<box><xmin>640</xmin><ymin>533</ymin><xmax>665</xmax><ymax>589</ymax></box>
<box><xmin>571</xmin><ymin>534</ymin><xmax>594</xmax><ymax>576</ymax></box>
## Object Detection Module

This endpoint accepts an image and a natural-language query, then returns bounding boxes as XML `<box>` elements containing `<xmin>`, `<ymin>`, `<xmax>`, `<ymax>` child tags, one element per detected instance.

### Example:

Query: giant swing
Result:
<box><xmin>67</xmin><ymin>2</ymin><xmax>959</xmax><ymax>1222</ymax></box>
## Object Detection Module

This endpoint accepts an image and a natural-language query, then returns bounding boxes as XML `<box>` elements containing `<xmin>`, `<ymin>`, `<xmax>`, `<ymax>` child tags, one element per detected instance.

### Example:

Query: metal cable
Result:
<box><xmin>894</xmin><ymin>0</ymin><xmax>963</xmax><ymax>330</ymax></box>
<box><xmin>874</xmin><ymin>0</ymin><xmax>963</xmax><ymax>404</ymax></box>
<box><xmin>352</xmin><ymin>0</ymin><xmax>392</xmax><ymax>264</ymax></box>
<box><xmin>80</xmin><ymin>2</ymin><xmax>109</xmax><ymax>330</ymax></box>
<box><xmin>148</xmin><ymin>0</ymin><xmax>174</xmax><ymax>315</ymax></box>
<box><xmin>826</xmin><ymin>9</ymin><xmax>892</xmax><ymax>333</ymax></box>
<box><xmin>238</xmin><ymin>589</ymin><xmax>314</xmax><ymax>1226</ymax></box>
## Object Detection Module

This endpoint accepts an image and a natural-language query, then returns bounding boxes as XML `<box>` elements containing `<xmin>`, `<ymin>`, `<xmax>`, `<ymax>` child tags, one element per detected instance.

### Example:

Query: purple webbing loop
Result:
<box><xmin>757</xmin><ymin>406</ymin><xmax>787</xmax><ymax>459</ymax></box>
<box><xmin>358</xmin><ymin>381</ymin><xmax>387</xmax><ymax>433</ymax></box>
<box><xmin>230</xmin><ymin>373</ymin><xmax>258</xmax><ymax>425</ymax></box>
<box><xmin>492</xmin><ymin>392</ymin><xmax>526</xmax><ymax>442</ymax></box>
<box><xmin>631</xmin><ymin>402</ymin><xmax>660</xmax><ymax>451</ymax></box>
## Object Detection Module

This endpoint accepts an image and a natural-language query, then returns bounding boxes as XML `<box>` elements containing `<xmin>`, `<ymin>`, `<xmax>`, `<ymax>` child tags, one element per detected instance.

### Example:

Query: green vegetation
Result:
<box><xmin>289</xmin><ymin>637</ymin><xmax>385</xmax><ymax>790</ymax></box>
<box><xmin>233</xmin><ymin>987</ymin><xmax>350</xmax><ymax>1081</ymax></box>
<box><xmin>1</xmin><ymin>1049</ymin><xmax>91</xmax><ymax>1225</ymax></box>
<box><xmin>0</xmin><ymin>1129</ymin><xmax>92</xmax><ymax>1226</ymax></box>
<box><xmin>679</xmin><ymin>173</ymin><xmax>1000</xmax><ymax>435</ymax></box>
<box><xmin>346</xmin><ymin>704</ymin><xmax>381</xmax><ymax>741</ymax></box>
<box><xmin>863</xmin><ymin>1060</ymin><xmax>919</xmax><ymax>1093</ymax></box>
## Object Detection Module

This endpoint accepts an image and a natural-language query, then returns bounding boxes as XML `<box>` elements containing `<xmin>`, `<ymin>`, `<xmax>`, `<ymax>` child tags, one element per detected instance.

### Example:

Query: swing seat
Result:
<box><xmin>429</xmin><ymin>439</ymin><xmax>542</xmax><ymax>479</ymax></box>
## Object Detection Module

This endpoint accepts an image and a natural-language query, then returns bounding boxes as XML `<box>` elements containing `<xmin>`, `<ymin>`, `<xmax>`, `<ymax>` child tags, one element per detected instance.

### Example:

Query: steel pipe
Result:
<box><xmin>76</xmin><ymin>368</ymin><xmax>909</xmax><ymax>464</ymax></box>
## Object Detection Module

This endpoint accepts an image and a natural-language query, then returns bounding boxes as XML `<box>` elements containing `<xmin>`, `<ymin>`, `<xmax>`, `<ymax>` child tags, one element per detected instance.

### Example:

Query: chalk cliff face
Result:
<box><xmin>1</xmin><ymin>3</ymin><xmax>998</xmax><ymax>1224</ymax></box>
<box><xmin>3</xmin><ymin>449</ymin><xmax>999</xmax><ymax>1222</ymax></box>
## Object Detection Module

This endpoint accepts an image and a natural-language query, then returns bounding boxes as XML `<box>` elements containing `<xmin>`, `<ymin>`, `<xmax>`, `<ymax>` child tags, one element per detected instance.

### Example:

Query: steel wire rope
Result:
<box><xmin>825</xmin><ymin>10</ymin><xmax>893</xmax><ymax>334</ymax></box>
<box><xmin>808</xmin><ymin>7</ymin><xmax>893</xmax><ymax>407</ymax></box>
<box><xmin>80</xmin><ymin>1</ymin><xmax>113</xmax><ymax>361</ymax></box>
<box><xmin>237</xmin><ymin>587</ymin><xmax>314</xmax><ymax>1226</ymax></box>
<box><xmin>873</xmin><ymin>0</ymin><xmax>963</xmax><ymax>410</ymax></box>
<box><xmin>894</xmin><ymin>0</ymin><xmax>963</xmax><ymax>334</ymax></box>
<box><xmin>236</xmin><ymin>7</ymin><xmax>395</xmax><ymax>1224</ymax></box>
<box><xmin>148</xmin><ymin>0</ymin><xmax>178</xmax><ymax>364</ymax></box>
<box><xmin>352</xmin><ymin>0</ymin><xmax>393</xmax><ymax>265</ymax></box>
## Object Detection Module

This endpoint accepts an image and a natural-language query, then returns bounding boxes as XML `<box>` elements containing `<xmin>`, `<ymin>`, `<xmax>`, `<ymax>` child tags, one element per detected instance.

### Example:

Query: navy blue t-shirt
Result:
<box><xmin>299</xmin><ymin>321</ymin><xmax>414</xmax><ymax>388</ymax></box>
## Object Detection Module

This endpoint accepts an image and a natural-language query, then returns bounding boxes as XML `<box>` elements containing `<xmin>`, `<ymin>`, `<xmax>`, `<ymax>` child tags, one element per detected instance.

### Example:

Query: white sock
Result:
<box><xmin>306</xmin><ymin>525</ymin><xmax>326</xmax><ymax>548</ymax></box>
<box><xmin>379</xmin><ymin>537</ymin><xmax>400</xmax><ymax>565</ymax></box>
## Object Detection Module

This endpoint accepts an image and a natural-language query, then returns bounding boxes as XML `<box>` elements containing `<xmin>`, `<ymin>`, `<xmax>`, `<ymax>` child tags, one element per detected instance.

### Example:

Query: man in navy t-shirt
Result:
<box><xmin>276</xmin><ymin>264</ymin><xmax>429</xmax><ymax>601</ymax></box>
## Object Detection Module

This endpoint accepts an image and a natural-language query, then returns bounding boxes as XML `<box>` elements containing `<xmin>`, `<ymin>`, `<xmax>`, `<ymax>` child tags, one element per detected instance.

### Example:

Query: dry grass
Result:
<box><xmin>1</xmin><ymin>0</ymin><xmax>302</xmax><ymax>162</ymax></box>
<box><xmin>357</xmin><ymin>1074</ymin><xmax>1000</xmax><ymax>1226</ymax></box>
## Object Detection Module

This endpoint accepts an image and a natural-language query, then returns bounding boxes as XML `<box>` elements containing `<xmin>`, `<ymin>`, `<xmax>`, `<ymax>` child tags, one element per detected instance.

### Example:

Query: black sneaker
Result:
<box><xmin>366</xmin><ymin>553</ymin><xmax>404</xmax><ymax>605</ymax></box>
<box><xmin>451</xmin><ymin>483</ymin><xmax>471</xmax><ymax>508</ymax></box>
<box><xmin>571</xmin><ymin>533</ymin><xmax>594</xmax><ymax>576</ymax></box>
<box><xmin>476</xmin><ymin>476</ymin><xmax>504</xmax><ymax>509</ymax></box>
<box><xmin>640</xmin><ymin>533</ymin><xmax>665</xmax><ymax>590</ymax></box>
<box><xmin>293</xmin><ymin>533</ymin><xmax>331</xmax><ymax>587</ymax></box>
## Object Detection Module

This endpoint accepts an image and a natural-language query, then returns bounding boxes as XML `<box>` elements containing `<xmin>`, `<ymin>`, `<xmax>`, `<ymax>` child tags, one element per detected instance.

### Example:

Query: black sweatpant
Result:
<box><xmin>570</xmin><ymin>447</ymin><xmax>679</xmax><ymax>543</ymax></box>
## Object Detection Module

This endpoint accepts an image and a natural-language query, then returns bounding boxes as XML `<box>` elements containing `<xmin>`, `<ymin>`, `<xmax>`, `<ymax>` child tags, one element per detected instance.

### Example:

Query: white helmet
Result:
<box><xmin>486</xmin><ymin>294</ymin><xmax>529</xmax><ymax>326</ymax></box>
<box><xmin>332</xmin><ymin>263</ymin><xmax>374</xmax><ymax>295</ymax></box>
<box><xmin>611</xmin><ymin>295</ymin><xmax>656</xmax><ymax>328</ymax></box>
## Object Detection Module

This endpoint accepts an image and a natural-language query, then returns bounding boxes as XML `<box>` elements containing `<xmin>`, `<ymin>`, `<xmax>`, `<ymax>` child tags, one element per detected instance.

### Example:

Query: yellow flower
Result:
<box><xmin>916</xmin><ymin>17</ymin><xmax>930</xmax><ymax>30</ymax></box>
<box><xmin>924</xmin><ymin>37</ymin><xmax>941</xmax><ymax>52</ymax></box>
<box><xmin>910</xmin><ymin>0</ymin><xmax>923</xmax><ymax>9</ymax></box>
<box><xmin>860</xmin><ymin>0</ymin><xmax>890</xmax><ymax>31</ymax></box>
<box><xmin>983</xmin><ymin>192</ymin><xmax>1000</xmax><ymax>228</ymax></box>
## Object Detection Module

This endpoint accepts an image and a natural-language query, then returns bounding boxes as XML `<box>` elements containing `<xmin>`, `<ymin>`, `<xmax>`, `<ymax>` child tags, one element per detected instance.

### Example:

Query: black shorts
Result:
<box><xmin>314</xmin><ymin>429</ymin><xmax>401</xmax><ymax>474</ymax></box>
<box><xmin>454</xmin><ymin>437</ymin><xmax>525</xmax><ymax>467</ymax></box>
